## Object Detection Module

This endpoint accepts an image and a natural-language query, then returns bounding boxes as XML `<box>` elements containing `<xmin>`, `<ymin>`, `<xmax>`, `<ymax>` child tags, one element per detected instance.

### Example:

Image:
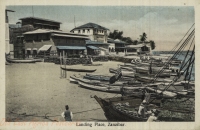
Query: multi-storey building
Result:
<box><xmin>19</xmin><ymin>17</ymin><xmax>61</xmax><ymax>30</ymax></box>
<box><xmin>70</xmin><ymin>22</ymin><xmax>110</xmax><ymax>55</ymax></box>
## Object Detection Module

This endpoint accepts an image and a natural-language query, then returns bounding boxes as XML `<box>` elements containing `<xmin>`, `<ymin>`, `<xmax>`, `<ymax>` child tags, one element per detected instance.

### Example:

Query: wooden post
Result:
<box><xmin>65</xmin><ymin>53</ymin><xmax>67</xmax><ymax>78</ymax></box>
<box><xmin>63</xmin><ymin>50</ymin><xmax>65</xmax><ymax>78</ymax></box>
<box><xmin>60</xmin><ymin>52</ymin><xmax>62</xmax><ymax>78</ymax></box>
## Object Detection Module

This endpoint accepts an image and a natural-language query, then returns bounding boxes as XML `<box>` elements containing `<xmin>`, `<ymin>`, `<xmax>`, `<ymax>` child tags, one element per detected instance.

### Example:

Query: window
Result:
<box><xmin>72</xmin><ymin>31</ymin><xmax>74</xmax><ymax>33</ymax></box>
<box><xmin>87</xmin><ymin>29</ymin><xmax>90</xmax><ymax>33</ymax></box>
<box><xmin>78</xmin><ymin>30</ymin><xmax>80</xmax><ymax>33</ymax></box>
<box><xmin>83</xmin><ymin>29</ymin><xmax>85</xmax><ymax>33</ymax></box>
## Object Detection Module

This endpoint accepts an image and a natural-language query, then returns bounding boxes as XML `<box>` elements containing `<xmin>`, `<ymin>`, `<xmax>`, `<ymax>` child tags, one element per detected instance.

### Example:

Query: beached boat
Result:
<box><xmin>84</xmin><ymin>73</ymin><xmax>111</xmax><ymax>81</ymax></box>
<box><xmin>70</xmin><ymin>75</ymin><xmax>125</xmax><ymax>86</ymax></box>
<box><xmin>61</xmin><ymin>67</ymin><xmax>96</xmax><ymax>72</ymax></box>
<box><xmin>70</xmin><ymin>75</ymin><xmax>103</xmax><ymax>84</ymax></box>
<box><xmin>95</xmin><ymin>26</ymin><xmax>195</xmax><ymax>121</ymax></box>
<box><xmin>109</xmin><ymin>68</ymin><xmax>135</xmax><ymax>76</ymax></box>
<box><xmin>145</xmin><ymin>87</ymin><xmax>177</xmax><ymax>98</ymax></box>
<box><xmin>135</xmin><ymin>74</ymin><xmax>172</xmax><ymax>83</ymax></box>
<box><xmin>6</xmin><ymin>58</ymin><xmax>37</xmax><ymax>63</ymax></box>
<box><xmin>94</xmin><ymin>95</ymin><xmax>161</xmax><ymax>121</ymax></box>
<box><xmin>78</xmin><ymin>79</ymin><xmax>121</xmax><ymax>93</ymax></box>
<box><xmin>94</xmin><ymin>92</ymin><xmax>194</xmax><ymax>121</ymax></box>
<box><xmin>131</xmin><ymin>60</ymin><xmax>166</xmax><ymax>67</ymax></box>
<box><xmin>135</xmin><ymin>66</ymin><xmax>171</xmax><ymax>74</ymax></box>
<box><xmin>82</xmin><ymin>63</ymin><xmax>102</xmax><ymax>66</ymax></box>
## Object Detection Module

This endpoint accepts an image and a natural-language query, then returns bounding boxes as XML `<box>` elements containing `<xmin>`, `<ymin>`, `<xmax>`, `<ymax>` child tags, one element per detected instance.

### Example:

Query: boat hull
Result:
<box><xmin>94</xmin><ymin>95</ymin><xmax>161</xmax><ymax>121</ymax></box>
<box><xmin>6</xmin><ymin>58</ymin><xmax>36</xmax><ymax>63</ymax></box>
<box><xmin>61</xmin><ymin>67</ymin><xmax>96</xmax><ymax>72</ymax></box>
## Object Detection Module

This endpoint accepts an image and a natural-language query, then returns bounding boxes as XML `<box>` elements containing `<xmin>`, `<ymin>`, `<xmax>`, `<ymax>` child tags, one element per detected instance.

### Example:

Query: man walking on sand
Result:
<box><xmin>61</xmin><ymin>105</ymin><xmax>73</xmax><ymax>121</ymax></box>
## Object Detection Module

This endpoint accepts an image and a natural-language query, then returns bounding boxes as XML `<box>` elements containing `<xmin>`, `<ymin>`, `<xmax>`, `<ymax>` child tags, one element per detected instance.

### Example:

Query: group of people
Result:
<box><xmin>138</xmin><ymin>92</ymin><xmax>158</xmax><ymax>122</ymax></box>
<box><xmin>138</xmin><ymin>100</ymin><xmax>158</xmax><ymax>122</ymax></box>
<box><xmin>140</xmin><ymin>55</ymin><xmax>151</xmax><ymax>61</ymax></box>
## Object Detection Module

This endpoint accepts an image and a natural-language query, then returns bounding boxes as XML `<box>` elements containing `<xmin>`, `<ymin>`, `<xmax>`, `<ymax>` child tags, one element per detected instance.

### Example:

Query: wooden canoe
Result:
<box><xmin>61</xmin><ymin>67</ymin><xmax>96</xmax><ymax>72</ymax></box>
<box><xmin>78</xmin><ymin>79</ymin><xmax>121</xmax><ymax>93</ymax></box>
<box><xmin>145</xmin><ymin>87</ymin><xmax>177</xmax><ymax>98</ymax></box>
<box><xmin>70</xmin><ymin>76</ymin><xmax>102</xmax><ymax>84</ymax></box>
<box><xmin>82</xmin><ymin>64</ymin><xmax>102</xmax><ymax>66</ymax></box>
<box><xmin>84</xmin><ymin>73</ymin><xmax>111</xmax><ymax>81</ymax></box>
<box><xmin>135</xmin><ymin>74</ymin><xmax>172</xmax><ymax>83</ymax></box>
<box><xmin>6</xmin><ymin>58</ymin><xmax>36</xmax><ymax>63</ymax></box>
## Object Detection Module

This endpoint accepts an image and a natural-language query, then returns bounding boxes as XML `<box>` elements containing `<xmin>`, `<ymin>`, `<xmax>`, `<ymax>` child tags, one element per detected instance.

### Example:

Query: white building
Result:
<box><xmin>70</xmin><ymin>22</ymin><xmax>109</xmax><ymax>43</ymax></box>
<box><xmin>70</xmin><ymin>23</ymin><xmax>110</xmax><ymax>55</ymax></box>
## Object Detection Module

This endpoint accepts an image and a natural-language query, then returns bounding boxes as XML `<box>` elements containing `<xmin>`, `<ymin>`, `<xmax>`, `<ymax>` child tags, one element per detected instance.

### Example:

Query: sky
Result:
<box><xmin>6</xmin><ymin>6</ymin><xmax>194</xmax><ymax>51</ymax></box>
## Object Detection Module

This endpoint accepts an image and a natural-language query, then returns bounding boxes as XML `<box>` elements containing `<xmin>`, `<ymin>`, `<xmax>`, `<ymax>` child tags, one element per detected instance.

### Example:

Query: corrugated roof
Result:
<box><xmin>57</xmin><ymin>46</ymin><xmax>86</xmax><ymax>50</ymax></box>
<box><xmin>86</xmin><ymin>40</ymin><xmax>109</xmax><ymax>45</ymax></box>
<box><xmin>107</xmin><ymin>39</ymin><xmax>127</xmax><ymax>44</ymax></box>
<box><xmin>19</xmin><ymin>17</ymin><xmax>62</xmax><ymax>24</ymax></box>
<box><xmin>126</xmin><ymin>44</ymin><xmax>145</xmax><ymax>48</ymax></box>
<box><xmin>87</xmin><ymin>46</ymin><xmax>99</xmax><ymax>50</ymax></box>
<box><xmin>99</xmin><ymin>47</ymin><xmax>108</xmax><ymax>51</ymax></box>
<box><xmin>39</xmin><ymin>45</ymin><xmax>52</xmax><ymax>51</ymax></box>
<box><xmin>23</xmin><ymin>29</ymin><xmax>89</xmax><ymax>37</ymax></box>
<box><xmin>52</xmin><ymin>34</ymin><xmax>89</xmax><ymax>39</ymax></box>
<box><xmin>70</xmin><ymin>22</ymin><xmax>109</xmax><ymax>32</ymax></box>
<box><xmin>23</xmin><ymin>29</ymin><xmax>53</xmax><ymax>34</ymax></box>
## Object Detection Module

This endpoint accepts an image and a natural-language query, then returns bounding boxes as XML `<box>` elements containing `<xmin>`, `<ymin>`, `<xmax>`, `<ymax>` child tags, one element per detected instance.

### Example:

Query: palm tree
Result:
<box><xmin>139</xmin><ymin>32</ymin><xmax>147</xmax><ymax>43</ymax></box>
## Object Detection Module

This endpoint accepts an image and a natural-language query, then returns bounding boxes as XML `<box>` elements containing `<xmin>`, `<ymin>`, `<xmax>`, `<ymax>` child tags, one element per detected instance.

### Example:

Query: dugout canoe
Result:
<box><xmin>84</xmin><ymin>73</ymin><xmax>111</xmax><ymax>81</ymax></box>
<box><xmin>6</xmin><ymin>58</ymin><xmax>36</xmax><ymax>63</ymax></box>
<box><xmin>61</xmin><ymin>67</ymin><xmax>96</xmax><ymax>72</ymax></box>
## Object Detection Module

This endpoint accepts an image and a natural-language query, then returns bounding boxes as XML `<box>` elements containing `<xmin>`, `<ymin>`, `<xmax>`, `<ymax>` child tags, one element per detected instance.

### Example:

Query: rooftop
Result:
<box><xmin>23</xmin><ymin>29</ymin><xmax>88</xmax><ymax>36</ymax></box>
<box><xmin>23</xmin><ymin>29</ymin><xmax>57</xmax><ymax>34</ymax></box>
<box><xmin>19</xmin><ymin>17</ymin><xmax>62</xmax><ymax>24</ymax></box>
<box><xmin>107</xmin><ymin>38</ymin><xmax>127</xmax><ymax>44</ymax></box>
<box><xmin>23</xmin><ymin>29</ymin><xmax>89</xmax><ymax>39</ymax></box>
<box><xmin>86</xmin><ymin>40</ymin><xmax>109</xmax><ymax>45</ymax></box>
<box><xmin>70</xmin><ymin>22</ymin><xmax>109</xmax><ymax>32</ymax></box>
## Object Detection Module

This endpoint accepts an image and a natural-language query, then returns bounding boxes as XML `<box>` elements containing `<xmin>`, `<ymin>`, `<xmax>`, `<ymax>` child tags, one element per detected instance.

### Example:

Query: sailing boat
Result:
<box><xmin>94</xmin><ymin>24</ymin><xmax>195</xmax><ymax>121</ymax></box>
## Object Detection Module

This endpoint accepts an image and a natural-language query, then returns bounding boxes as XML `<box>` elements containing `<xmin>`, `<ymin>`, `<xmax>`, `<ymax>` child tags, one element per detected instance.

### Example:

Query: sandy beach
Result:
<box><xmin>6</xmin><ymin>61</ymin><xmax>124</xmax><ymax>122</ymax></box>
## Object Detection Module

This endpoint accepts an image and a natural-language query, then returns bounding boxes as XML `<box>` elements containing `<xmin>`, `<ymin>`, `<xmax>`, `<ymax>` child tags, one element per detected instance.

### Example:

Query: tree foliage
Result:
<box><xmin>150</xmin><ymin>40</ymin><xmax>156</xmax><ymax>50</ymax></box>
<box><xmin>139</xmin><ymin>32</ymin><xmax>147</xmax><ymax>42</ymax></box>
<box><xmin>108</xmin><ymin>30</ymin><xmax>136</xmax><ymax>44</ymax></box>
<box><xmin>108</xmin><ymin>30</ymin><xmax>155</xmax><ymax>50</ymax></box>
<box><xmin>108</xmin><ymin>30</ymin><xmax>123</xmax><ymax>40</ymax></box>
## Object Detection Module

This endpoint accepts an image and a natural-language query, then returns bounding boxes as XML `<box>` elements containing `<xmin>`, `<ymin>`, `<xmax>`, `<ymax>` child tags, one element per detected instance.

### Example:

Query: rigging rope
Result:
<box><xmin>152</xmin><ymin>29</ymin><xmax>195</xmax><ymax>83</ymax></box>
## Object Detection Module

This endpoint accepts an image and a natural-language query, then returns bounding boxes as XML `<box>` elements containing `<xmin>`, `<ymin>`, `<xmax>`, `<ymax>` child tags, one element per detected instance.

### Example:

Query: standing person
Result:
<box><xmin>147</xmin><ymin>113</ymin><xmax>157</xmax><ymax>122</ymax></box>
<box><xmin>61</xmin><ymin>105</ymin><xmax>73</xmax><ymax>121</ymax></box>
<box><xmin>138</xmin><ymin>100</ymin><xmax>147</xmax><ymax>118</ymax></box>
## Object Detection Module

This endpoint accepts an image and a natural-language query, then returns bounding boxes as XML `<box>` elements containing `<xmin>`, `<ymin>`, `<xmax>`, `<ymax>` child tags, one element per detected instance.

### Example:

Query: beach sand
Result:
<box><xmin>6</xmin><ymin>61</ymin><xmax>124</xmax><ymax>122</ymax></box>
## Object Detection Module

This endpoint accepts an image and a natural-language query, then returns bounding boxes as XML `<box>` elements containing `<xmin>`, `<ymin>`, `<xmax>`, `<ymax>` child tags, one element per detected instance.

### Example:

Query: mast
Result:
<box><xmin>32</xmin><ymin>6</ymin><xmax>34</xmax><ymax>17</ymax></box>
<box><xmin>74</xmin><ymin>15</ymin><xmax>76</xmax><ymax>28</ymax></box>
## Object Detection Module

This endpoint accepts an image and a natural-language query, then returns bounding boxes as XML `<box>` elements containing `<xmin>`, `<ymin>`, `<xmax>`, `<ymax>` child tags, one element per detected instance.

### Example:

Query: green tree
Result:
<box><xmin>150</xmin><ymin>40</ymin><xmax>156</xmax><ymax>50</ymax></box>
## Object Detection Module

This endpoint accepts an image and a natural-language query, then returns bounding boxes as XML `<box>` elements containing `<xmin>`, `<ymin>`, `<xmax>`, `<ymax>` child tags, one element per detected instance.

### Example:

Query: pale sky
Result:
<box><xmin>6</xmin><ymin>6</ymin><xmax>194</xmax><ymax>51</ymax></box>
